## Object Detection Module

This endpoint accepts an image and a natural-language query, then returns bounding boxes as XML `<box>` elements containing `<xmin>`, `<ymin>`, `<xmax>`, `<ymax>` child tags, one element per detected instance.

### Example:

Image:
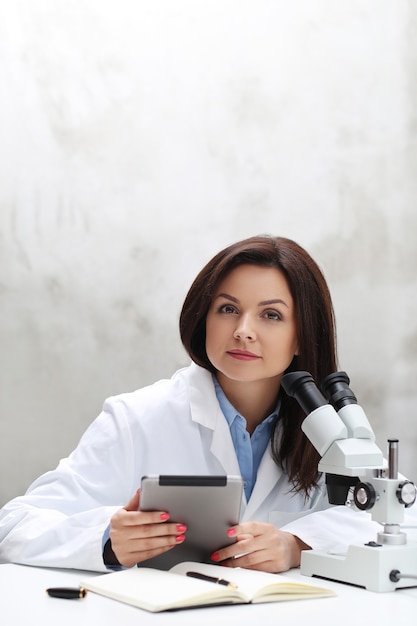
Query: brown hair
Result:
<box><xmin>179</xmin><ymin>235</ymin><xmax>338</xmax><ymax>495</ymax></box>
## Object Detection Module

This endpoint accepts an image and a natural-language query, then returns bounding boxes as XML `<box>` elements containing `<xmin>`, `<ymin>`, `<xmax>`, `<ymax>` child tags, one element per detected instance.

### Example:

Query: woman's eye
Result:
<box><xmin>264</xmin><ymin>310</ymin><xmax>281</xmax><ymax>321</ymax></box>
<box><xmin>219</xmin><ymin>304</ymin><xmax>237</xmax><ymax>314</ymax></box>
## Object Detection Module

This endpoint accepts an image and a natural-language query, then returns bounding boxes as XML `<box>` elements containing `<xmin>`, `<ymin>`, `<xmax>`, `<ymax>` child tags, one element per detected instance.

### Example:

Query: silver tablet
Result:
<box><xmin>138</xmin><ymin>474</ymin><xmax>243</xmax><ymax>570</ymax></box>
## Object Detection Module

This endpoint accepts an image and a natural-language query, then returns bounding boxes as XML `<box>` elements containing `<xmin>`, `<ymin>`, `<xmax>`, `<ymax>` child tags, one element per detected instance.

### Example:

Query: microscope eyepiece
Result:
<box><xmin>321</xmin><ymin>371</ymin><xmax>358</xmax><ymax>410</ymax></box>
<box><xmin>281</xmin><ymin>371</ymin><xmax>328</xmax><ymax>415</ymax></box>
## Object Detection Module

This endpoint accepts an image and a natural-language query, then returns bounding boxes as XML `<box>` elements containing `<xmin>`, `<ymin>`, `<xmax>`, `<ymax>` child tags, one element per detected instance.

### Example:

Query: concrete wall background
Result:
<box><xmin>1</xmin><ymin>1</ymin><xmax>416</xmax><ymax>506</ymax></box>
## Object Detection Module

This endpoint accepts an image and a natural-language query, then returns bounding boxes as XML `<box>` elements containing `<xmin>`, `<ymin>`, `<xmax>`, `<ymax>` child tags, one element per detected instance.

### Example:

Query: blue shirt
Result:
<box><xmin>213</xmin><ymin>376</ymin><xmax>278</xmax><ymax>502</ymax></box>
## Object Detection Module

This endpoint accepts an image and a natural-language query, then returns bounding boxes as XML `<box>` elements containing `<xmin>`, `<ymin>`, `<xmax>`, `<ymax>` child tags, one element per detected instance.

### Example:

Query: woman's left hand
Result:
<box><xmin>211</xmin><ymin>522</ymin><xmax>310</xmax><ymax>573</ymax></box>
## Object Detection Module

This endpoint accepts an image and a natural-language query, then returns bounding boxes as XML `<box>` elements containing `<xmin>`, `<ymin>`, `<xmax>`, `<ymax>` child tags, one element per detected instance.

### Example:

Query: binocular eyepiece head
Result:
<box><xmin>281</xmin><ymin>370</ymin><xmax>361</xmax><ymax>505</ymax></box>
<box><xmin>281</xmin><ymin>370</ymin><xmax>358</xmax><ymax>413</ymax></box>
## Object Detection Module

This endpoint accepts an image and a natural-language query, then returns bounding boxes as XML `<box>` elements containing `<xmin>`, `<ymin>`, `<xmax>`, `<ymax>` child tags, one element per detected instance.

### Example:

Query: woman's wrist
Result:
<box><xmin>288</xmin><ymin>533</ymin><xmax>311</xmax><ymax>568</ymax></box>
<box><xmin>103</xmin><ymin>538</ymin><xmax>122</xmax><ymax>568</ymax></box>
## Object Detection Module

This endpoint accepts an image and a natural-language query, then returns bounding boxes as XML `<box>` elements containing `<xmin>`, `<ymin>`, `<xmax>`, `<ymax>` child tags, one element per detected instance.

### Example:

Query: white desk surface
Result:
<box><xmin>2</xmin><ymin>563</ymin><xmax>416</xmax><ymax>626</ymax></box>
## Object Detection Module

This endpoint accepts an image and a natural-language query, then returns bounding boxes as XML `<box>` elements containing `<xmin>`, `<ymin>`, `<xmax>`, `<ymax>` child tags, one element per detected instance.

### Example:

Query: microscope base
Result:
<box><xmin>300</xmin><ymin>540</ymin><xmax>417</xmax><ymax>592</ymax></box>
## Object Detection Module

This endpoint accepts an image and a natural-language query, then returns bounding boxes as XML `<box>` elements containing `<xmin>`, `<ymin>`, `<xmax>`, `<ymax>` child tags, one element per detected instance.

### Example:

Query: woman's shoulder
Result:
<box><xmin>103</xmin><ymin>362</ymin><xmax>213</xmax><ymax>414</ymax></box>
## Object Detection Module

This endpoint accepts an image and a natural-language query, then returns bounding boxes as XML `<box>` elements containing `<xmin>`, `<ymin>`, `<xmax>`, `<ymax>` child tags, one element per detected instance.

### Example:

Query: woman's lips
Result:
<box><xmin>227</xmin><ymin>350</ymin><xmax>261</xmax><ymax>361</ymax></box>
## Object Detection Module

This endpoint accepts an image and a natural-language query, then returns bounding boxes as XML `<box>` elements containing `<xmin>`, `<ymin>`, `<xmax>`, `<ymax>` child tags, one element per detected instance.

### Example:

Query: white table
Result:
<box><xmin>2</xmin><ymin>563</ymin><xmax>416</xmax><ymax>626</ymax></box>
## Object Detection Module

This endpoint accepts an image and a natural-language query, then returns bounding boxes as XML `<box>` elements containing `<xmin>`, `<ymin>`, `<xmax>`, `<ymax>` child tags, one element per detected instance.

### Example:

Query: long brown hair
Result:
<box><xmin>180</xmin><ymin>235</ymin><xmax>338</xmax><ymax>495</ymax></box>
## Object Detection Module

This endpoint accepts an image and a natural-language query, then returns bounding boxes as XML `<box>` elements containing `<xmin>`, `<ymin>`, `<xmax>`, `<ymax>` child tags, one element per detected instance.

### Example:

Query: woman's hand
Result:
<box><xmin>108</xmin><ymin>489</ymin><xmax>187</xmax><ymax>568</ymax></box>
<box><xmin>210</xmin><ymin>521</ymin><xmax>310</xmax><ymax>573</ymax></box>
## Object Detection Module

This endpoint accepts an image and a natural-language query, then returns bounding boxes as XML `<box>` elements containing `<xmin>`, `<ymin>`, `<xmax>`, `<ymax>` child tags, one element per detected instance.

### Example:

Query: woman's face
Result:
<box><xmin>205</xmin><ymin>264</ymin><xmax>299</xmax><ymax>386</ymax></box>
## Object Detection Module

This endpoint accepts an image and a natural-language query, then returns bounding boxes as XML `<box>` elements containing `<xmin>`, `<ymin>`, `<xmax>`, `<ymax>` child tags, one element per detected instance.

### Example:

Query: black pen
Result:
<box><xmin>46</xmin><ymin>587</ymin><xmax>87</xmax><ymax>599</ymax></box>
<box><xmin>186</xmin><ymin>571</ymin><xmax>238</xmax><ymax>589</ymax></box>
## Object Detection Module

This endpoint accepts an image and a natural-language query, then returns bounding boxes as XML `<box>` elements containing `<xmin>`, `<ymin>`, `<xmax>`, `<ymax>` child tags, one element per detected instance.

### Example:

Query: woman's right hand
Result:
<box><xmin>108</xmin><ymin>489</ymin><xmax>187</xmax><ymax>568</ymax></box>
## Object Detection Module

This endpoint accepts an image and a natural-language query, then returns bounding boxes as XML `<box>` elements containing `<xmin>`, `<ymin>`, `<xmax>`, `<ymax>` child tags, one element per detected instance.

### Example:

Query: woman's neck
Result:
<box><xmin>216</xmin><ymin>373</ymin><xmax>281</xmax><ymax>435</ymax></box>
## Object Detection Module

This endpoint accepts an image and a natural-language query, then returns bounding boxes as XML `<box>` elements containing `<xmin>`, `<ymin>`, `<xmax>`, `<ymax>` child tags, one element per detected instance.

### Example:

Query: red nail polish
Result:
<box><xmin>160</xmin><ymin>512</ymin><xmax>169</xmax><ymax>521</ymax></box>
<box><xmin>227</xmin><ymin>528</ymin><xmax>236</xmax><ymax>537</ymax></box>
<box><xmin>211</xmin><ymin>552</ymin><xmax>219</xmax><ymax>561</ymax></box>
<box><xmin>175</xmin><ymin>534</ymin><xmax>185</xmax><ymax>543</ymax></box>
<box><xmin>176</xmin><ymin>524</ymin><xmax>187</xmax><ymax>533</ymax></box>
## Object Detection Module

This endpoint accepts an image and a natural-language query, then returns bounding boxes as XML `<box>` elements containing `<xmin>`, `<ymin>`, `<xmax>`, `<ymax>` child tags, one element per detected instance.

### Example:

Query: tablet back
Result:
<box><xmin>138</xmin><ymin>474</ymin><xmax>243</xmax><ymax>570</ymax></box>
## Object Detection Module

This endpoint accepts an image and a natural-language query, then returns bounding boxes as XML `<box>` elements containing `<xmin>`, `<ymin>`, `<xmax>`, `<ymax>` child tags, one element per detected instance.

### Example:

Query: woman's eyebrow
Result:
<box><xmin>215</xmin><ymin>292</ymin><xmax>239</xmax><ymax>303</ymax></box>
<box><xmin>259</xmin><ymin>298</ymin><xmax>289</xmax><ymax>308</ymax></box>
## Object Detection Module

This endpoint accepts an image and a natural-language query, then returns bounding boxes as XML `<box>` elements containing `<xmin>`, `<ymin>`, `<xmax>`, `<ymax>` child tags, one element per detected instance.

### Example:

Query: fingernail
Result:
<box><xmin>175</xmin><ymin>534</ymin><xmax>186</xmax><ymax>543</ymax></box>
<box><xmin>227</xmin><ymin>528</ymin><xmax>236</xmax><ymax>537</ymax></box>
<box><xmin>211</xmin><ymin>552</ymin><xmax>219</xmax><ymax>561</ymax></box>
<box><xmin>160</xmin><ymin>512</ymin><xmax>169</xmax><ymax>521</ymax></box>
<box><xmin>176</xmin><ymin>524</ymin><xmax>187</xmax><ymax>533</ymax></box>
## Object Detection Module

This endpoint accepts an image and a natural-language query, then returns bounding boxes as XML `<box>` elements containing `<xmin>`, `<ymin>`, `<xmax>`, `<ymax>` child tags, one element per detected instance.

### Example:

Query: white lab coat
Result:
<box><xmin>0</xmin><ymin>362</ymin><xmax>410</xmax><ymax>572</ymax></box>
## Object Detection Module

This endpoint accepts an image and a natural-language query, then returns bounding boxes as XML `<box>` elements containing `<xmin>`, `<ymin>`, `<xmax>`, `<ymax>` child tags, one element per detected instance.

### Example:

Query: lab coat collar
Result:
<box><xmin>187</xmin><ymin>362</ymin><xmax>219</xmax><ymax>429</ymax></box>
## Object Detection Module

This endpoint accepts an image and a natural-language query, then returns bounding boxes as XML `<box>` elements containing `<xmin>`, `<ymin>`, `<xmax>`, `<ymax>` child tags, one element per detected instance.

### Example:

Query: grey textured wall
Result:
<box><xmin>1</xmin><ymin>1</ymin><xmax>416</xmax><ymax>506</ymax></box>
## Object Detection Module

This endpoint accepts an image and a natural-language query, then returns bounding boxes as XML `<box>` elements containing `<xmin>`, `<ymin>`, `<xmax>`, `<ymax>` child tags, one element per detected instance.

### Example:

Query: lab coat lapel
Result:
<box><xmin>210</xmin><ymin>415</ymin><xmax>241</xmax><ymax>475</ymax></box>
<box><xmin>243</xmin><ymin>446</ymin><xmax>282</xmax><ymax>520</ymax></box>
<box><xmin>188</xmin><ymin>363</ymin><xmax>241</xmax><ymax>476</ymax></box>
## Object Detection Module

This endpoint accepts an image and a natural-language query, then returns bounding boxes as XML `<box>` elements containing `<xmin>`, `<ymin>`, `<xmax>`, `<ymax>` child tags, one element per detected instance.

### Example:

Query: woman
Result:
<box><xmin>0</xmin><ymin>235</ymin><xmax>342</xmax><ymax>573</ymax></box>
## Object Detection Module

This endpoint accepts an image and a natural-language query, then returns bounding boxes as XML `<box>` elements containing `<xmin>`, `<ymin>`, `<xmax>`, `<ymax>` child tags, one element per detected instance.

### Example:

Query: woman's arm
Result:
<box><xmin>0</xmin><ymin>401</ymin><xmax>137</xmax><ymax>571</ymax></box>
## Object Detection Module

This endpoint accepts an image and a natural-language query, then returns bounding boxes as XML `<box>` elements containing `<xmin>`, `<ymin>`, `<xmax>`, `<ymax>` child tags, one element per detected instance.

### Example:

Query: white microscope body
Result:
<box><xmin>282</xmin><ymin>371</ymin><xmax>417</xmax><ymax>592</ymax></box>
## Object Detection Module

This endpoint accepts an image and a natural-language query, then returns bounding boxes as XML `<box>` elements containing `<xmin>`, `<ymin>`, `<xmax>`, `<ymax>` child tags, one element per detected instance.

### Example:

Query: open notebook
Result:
<box><xmin>81</xmin><ymin>560</ymin><xmax>336</xmax><ymax>612</ymax></box>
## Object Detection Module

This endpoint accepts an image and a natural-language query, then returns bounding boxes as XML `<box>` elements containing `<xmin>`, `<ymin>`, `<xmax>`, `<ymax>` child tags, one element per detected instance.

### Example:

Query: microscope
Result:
<box><xmin>281</xmin><ymin>371</ymin><xmax>417</xmax><ymax>592</ymax></box>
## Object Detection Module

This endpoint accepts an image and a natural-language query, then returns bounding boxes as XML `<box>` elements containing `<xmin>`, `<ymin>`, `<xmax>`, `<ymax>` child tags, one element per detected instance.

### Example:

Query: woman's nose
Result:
<box><xmin>233</xmin><ymin>317</ymin><xmax>255</xmax><ymax>341</ymax></box>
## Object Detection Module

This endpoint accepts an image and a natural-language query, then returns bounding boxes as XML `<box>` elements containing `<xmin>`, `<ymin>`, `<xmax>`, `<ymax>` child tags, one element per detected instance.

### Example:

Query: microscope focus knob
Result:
<box><xmin>396</xmin><ymin>481</ymin><xmax>416</xmax><ymax>507</ymax></box>
<box><xmin>353</xmin><ymin>482</ymin><xmax>377</xmax><ymax>510</ymax></box>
